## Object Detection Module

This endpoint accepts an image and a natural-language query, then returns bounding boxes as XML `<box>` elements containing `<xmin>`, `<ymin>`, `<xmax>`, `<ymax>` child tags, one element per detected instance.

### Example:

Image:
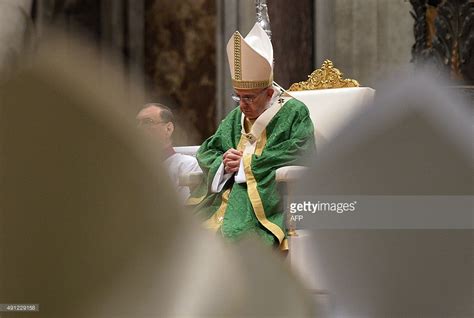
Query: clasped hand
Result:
<box><xmin>223</xmin><ymin>148</ymin><xmax>242</xmax><ymax>174</ymax></box>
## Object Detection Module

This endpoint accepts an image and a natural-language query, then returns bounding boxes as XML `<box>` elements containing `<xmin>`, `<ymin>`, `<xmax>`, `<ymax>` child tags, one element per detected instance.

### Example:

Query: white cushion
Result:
<box><xmin>275</xmin><ymin>166</ymin><xmax>308</xmax><ymax>182</ymax></box>
<box><xmin>174</xmin><ymin>146</ymin><xmax>200</xmax><ymax>157</ymax></box>
<box><xmin>289</xmin><ymin>87</ymin><xmax>375</xmax><ymax>150</ymax></box>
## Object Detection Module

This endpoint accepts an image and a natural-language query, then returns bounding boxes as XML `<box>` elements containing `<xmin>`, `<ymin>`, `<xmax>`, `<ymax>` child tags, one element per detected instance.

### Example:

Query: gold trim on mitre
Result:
<box><xmin>288</xmin><ymin>60</ymin><xmax>360</xmax><ymax>91</ymax></box>
<box><xmin>233</xmin><ymin>32</ymin><xmax>242</xmax><ymax>80</ymax></box>
<box><xmin>227</xmin><ymin>23</ymin><xmax>273</xmax><ymax>90</ymax></box>
<box><xmin>232</xmin><ymin>78</ymin><xmax>273</xmax><ymax>90</ymax></box>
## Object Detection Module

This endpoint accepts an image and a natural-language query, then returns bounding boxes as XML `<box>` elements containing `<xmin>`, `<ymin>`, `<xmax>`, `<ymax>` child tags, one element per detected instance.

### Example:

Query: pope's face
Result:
<box><xmin>235</xmin><ymin>87</ymin><xmax>274</xmax><ymax>120</ymax></box>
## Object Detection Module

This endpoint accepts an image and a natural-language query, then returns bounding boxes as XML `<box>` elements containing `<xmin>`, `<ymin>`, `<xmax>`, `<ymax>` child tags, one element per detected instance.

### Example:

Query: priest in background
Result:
<box><xmin>188</xmin><ymin>23</ymin><xmax>315</xmax><ymax>252</ymax></box>
<box><xmin>137</xmin><ymin>103</ymin><xmax>201</xmax><ymax>201</ymax></box>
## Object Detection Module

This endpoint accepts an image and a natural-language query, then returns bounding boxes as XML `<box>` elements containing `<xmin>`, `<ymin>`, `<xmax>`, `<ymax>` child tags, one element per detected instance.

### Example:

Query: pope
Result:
<box><xmin>188</xmin><ymin>23</ymin><xmax>316</xmax><ymax>252</ymax></box>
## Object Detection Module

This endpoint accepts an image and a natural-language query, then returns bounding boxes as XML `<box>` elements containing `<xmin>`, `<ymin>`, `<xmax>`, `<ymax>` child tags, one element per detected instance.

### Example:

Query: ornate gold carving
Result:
<box><xmin>233</xmin><ymin>32</ymin><xmax>242</xmax><ymax>80</ymax></box>
<box><xmin>288</xmin><ymin>60</ymin><xmax>360</xmax><ymax>91</ymax></box>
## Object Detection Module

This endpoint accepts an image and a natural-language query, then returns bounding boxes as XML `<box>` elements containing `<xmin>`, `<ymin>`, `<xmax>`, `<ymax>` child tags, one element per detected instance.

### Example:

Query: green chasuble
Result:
<box><xmin>188</xmin><ymin>97</ymin><xmax>315</xmax><ymax>251</ymax></box>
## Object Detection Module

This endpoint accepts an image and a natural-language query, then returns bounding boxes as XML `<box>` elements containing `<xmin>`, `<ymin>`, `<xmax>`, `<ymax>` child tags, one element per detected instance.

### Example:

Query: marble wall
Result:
<box><xmin>33</xmin><ymin>0</ymin><xmax>146</xmax><ymax>109</ymax></box>
<box><xmin>145</xmin><ymin>0</ymin><xmax>216</xmax><ymax>144</ymax></box>
<box><xmin>31</xmin><ymin>0</ymin><xmax>216</xmax><ymax>145</ymax></box>
<box><xmin>268</xmin><ymin>0</ymin><xmax>314</xmax><ymax>89</ymax></box>
<box><xmin>315</xmin><ymin>0</ymin><xmax>414</xmax><ymax>87</ymax></box>
<box><xmin>15</xmin><ymin>0</ymin><xmax>417</xmax><ymax>143</ymax></box>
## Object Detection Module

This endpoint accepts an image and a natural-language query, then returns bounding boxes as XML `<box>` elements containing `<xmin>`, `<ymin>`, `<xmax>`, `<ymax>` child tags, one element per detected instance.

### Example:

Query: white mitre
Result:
<box><xmin>226</xmin><ymin>23</ymin><xmax>273</xmax><ymax>90</ymax></box>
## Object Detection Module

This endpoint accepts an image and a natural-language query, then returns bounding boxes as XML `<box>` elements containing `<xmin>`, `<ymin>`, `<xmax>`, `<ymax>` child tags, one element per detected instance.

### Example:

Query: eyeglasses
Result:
<box><xmin>231</xmin><ymin>88</ymin><xmax>267</xmax><ymax>104</ymax></box>
<box><xmin>137</xmin><ymin>118</ymin><xmax>168</xmax><ymax>126</ymax></box>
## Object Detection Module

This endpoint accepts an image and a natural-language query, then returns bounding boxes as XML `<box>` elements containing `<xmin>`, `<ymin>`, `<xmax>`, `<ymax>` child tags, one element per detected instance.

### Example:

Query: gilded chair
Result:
<box><xmin>273</xmin><ymin>60</ymin><xmax>374</xmax><ymax>237</ymax></box>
